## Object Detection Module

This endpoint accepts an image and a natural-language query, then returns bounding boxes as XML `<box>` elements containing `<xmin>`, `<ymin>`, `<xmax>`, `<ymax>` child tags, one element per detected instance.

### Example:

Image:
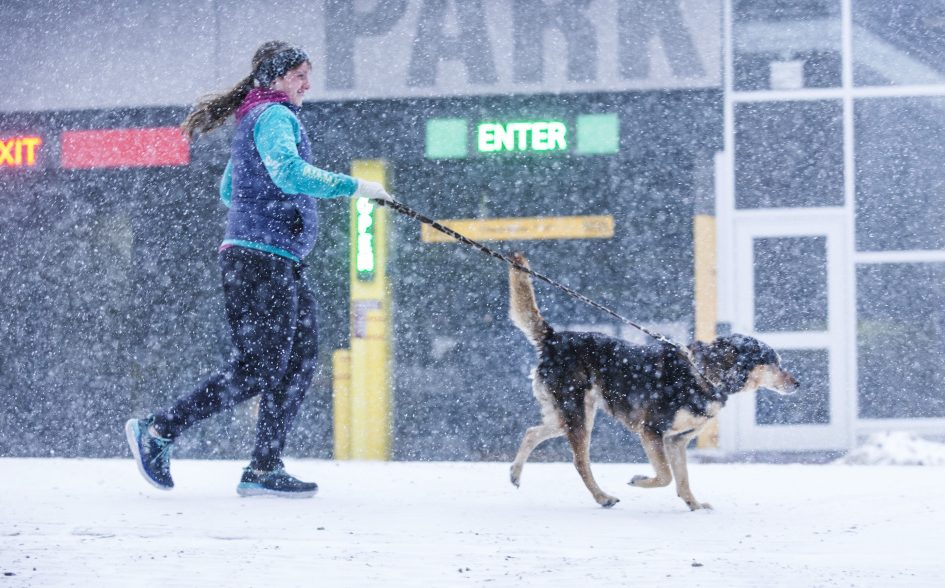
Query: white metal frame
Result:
<box><xmin>729</xmin><ymin>211</ymin><xmax>853</xmax><ymax>450</ymax></box>
<box><xmin>718</xmin><ymin>0</ymin><xmax>945</xmax><ymax>451</ymax></box>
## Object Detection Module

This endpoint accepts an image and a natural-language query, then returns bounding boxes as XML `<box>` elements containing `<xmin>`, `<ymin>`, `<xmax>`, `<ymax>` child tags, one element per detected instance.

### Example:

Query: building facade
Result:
<box><xmin>1</xmin><ymin>0</ymin><xmax>943</xmax><ymax>459</ymax></box>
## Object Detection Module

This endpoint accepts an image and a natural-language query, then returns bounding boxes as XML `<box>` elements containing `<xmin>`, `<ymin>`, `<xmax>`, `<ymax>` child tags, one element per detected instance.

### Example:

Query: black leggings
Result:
<box><xmin>153</xmin><ymin>246</ymin><xmax>319</xmax><ymax>471</ymax></box>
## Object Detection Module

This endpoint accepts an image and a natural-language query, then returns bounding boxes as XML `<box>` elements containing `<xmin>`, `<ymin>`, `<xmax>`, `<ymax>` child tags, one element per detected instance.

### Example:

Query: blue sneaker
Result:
<box><xmin>125</xmin><ymin>417</ymin><xmax>174</xmax><ymax>490</ymax></box>
<box><xmin>236</xmin><ymin>466</ymin><xmax>318</xmax><ymax>498</ymax></box>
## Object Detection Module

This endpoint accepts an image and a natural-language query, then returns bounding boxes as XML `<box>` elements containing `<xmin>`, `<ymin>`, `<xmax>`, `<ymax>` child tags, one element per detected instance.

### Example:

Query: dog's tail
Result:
<box><xmin>509</xmin><ymin>252</ymin><xmax>552</xmax><ymax>347</ymax></box>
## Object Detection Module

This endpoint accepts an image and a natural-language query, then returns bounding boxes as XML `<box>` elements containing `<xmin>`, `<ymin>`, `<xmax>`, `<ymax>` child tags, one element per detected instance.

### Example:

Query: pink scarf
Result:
<box><xmin>235</xmin><ymin>88</ymin><xmax>291</xmax><ymax>121</ymax></box>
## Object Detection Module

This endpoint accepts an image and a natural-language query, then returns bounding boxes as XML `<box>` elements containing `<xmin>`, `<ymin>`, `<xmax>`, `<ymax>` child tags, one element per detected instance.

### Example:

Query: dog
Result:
<box><xmin>507</xmin><ymin>253</ymin><xmax>799</xmax><ymax>510</ymax></box>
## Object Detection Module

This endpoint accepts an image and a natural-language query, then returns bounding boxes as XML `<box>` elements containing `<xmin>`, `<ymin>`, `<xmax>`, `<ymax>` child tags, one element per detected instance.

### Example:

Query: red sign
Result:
<box><xmin>0</xmin><ymin>136</ymin><xmax>42</xmax><ymax>168</ymax></box>
<box><xmin>60</xmin><ymin>127</ymin><xmax>190</xmax><ymax>169</ymax></box>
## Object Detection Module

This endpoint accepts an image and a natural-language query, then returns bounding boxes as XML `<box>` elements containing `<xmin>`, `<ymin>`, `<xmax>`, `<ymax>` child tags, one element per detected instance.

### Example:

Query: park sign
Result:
<box><xmin>314</xmin><ymin>0</ymin><xmax>720</xmax><ymax>100</ymax></box>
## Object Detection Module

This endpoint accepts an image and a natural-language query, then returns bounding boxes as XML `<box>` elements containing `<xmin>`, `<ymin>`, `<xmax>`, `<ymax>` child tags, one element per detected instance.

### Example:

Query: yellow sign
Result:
<box><xmin>421</xmin><ymin>215</ymin><xmax>614</xmax><ymax>243</ymax></box>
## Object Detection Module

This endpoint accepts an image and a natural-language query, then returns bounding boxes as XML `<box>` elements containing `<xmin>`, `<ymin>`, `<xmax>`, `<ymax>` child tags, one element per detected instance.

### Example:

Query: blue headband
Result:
<box><xmin>254</xmin><ymin>47</ymin><xmax>310</xmax><ymax>87</ymax></box>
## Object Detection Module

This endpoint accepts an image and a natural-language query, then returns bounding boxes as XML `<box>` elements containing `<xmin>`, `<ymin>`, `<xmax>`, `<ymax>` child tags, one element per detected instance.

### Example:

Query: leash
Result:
<box><xmin>375</xmin><ymin>198</ymin><xmax>691</xmax><ymax>356</ymax></box>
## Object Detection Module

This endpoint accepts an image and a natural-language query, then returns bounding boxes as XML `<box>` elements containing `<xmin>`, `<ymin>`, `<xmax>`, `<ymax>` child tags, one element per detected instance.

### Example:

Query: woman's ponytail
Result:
<box><xmin>181</xmin><ymin>41</ymin><xmax>309</xmax><ymax>138</ymax></box>
<box><xmin>180</xmin><ymin>74</ymin><xmax>255</xmax><ymax>138</ymax></box>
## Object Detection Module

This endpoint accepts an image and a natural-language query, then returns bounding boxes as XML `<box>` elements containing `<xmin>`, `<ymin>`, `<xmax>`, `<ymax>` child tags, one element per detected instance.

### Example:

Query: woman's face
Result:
<box><xmin>271</xmin><ymin>61</ymin><xmax>312</xmax><ymax>106</ymax></box>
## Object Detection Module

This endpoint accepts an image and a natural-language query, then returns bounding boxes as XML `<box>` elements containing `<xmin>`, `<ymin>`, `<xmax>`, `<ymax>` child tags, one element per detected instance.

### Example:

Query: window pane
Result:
<box><xmin>733</xmin><ymin>0</ymin><xmax>841</xmax><ymax>91</ymax></box>
<box><xmin>853</xmin><ymin>1</ymin><xmax>945</xmax><ymax>87</ymax></box>
<box><xmin>857</xmin><ymin>263</ymin><xmax>945</xmax><ymax>419</ymax></box>
<box><xmin>754</xmin><ymin>237</ymin><xmax>828</xmax><ymax>332</ymax></box>
<box><xmin>756</xmin><ymin>349</ymin><xmax>830</xmax><ymax>425</ymax></box>
<box><xmin>855</xmin><ymin>97</ymin><xmax>945</xmax><ymax>251</ymax></box>
<box><xmin>735</xmin><ymin>101</ymin><xmax>844</xmax><ymax>208</ymax></box>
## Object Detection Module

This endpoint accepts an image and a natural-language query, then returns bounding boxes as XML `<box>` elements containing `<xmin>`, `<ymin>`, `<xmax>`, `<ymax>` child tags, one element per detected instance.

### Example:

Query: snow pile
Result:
<box><xmin>837</xmin><ymin>431</ymin><xmax>945</xmax><ymax>466</ymax></box>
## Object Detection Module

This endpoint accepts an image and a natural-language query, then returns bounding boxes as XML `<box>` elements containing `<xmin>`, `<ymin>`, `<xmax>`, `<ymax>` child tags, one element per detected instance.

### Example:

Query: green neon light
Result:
<box><xmin>424</xmin><ymin>114</ymin><xmax>619</xmax><ymax>159</ymax></box>
<box><xmin>425</xmin><ymin>118</ymin><xmax>468</xmax><ymax>159</ymax></box>
<box><xmin>355</xmin><ymin>197</ymin><xmax>376</xmax><ymax>280</ymax></box>
<box><xmin>576</xmin><ymin>113</ymin><xmax>620</xmax><ymax>155</ymax></box>
<box><xmin>477</xmin><ymin>121</ymin><xmax>567</xmax><ymax>154</ymax></box>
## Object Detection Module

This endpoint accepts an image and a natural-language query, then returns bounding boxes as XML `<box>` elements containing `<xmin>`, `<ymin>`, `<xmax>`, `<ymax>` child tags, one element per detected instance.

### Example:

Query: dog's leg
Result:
<box><xmin>566</xmin><ymin>425</ymin><xmax>619</xmax><ymax>508</ymax></box>
<box><xmin>559</xmin><ymin>393</ymin><xmax>614</xmax><ymax>508</ymax></box>
<box><xmin>563</xmin><ymin>386</ymin><xmax>618</xmax><ymax>508</ymax></box>
<box><xmin>629</xmin><ymin>428</ymin><xmax>672</xmax><ymax>489</ymax></box>
<box><xmin>511</xmin><ymin>377</ymin><xmax>564</xmax><ymax>487</ymax></box>
<box><xmin>510</xmin><ymin>422</ymin><xmax>562</xmax><ymax>487</ymax></box>
<box><xmin>666</xmin><ymin>434</ymin><xmax>712</xmax><ymax>511</ymax></box>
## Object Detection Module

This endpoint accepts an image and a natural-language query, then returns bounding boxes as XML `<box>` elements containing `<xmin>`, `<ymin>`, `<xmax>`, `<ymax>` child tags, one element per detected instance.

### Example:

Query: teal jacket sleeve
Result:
<box><xmin>219</xmin><ymin>159</ymin><xmax>233</xmax><ymax>207</ymax></box>
<box><xmin>253</xmin><ymin>105</ymin><xmax>359</xmax><ymax>198</ymax></box>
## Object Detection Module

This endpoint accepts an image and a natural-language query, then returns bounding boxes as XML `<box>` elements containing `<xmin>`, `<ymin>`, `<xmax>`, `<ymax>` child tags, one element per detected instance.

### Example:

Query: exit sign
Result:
<box><xmin>0</xmin><ymin>136</ymin><xmax>42</xmax><ymax>168</ymax></box>
<box><xmin>425</xmin><ymin>113</ymin><xmax>619</xmax><ymax>159</ymax></box>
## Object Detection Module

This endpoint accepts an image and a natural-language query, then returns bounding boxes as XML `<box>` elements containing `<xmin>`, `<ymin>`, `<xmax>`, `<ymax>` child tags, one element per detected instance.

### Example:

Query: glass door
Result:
<box><xmin>728</xmin><ymin>211</ymin><xmax>852</xmax><ymax>451</ymax></box>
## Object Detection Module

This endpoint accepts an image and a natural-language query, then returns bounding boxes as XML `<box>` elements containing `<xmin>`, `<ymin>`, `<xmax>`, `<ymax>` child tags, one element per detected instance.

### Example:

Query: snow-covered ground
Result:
<box><xmin>2</xmin><ymin>454</ymin><xmax>944</xmax><ymax>587</ymax></box>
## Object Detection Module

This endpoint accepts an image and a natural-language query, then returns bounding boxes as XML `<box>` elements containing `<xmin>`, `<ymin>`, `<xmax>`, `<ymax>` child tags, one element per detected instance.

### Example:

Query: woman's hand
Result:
<box><xmin>354</xmin><ymin>179</ymin><xmax>394</xmax><ymax>203</ymax></box>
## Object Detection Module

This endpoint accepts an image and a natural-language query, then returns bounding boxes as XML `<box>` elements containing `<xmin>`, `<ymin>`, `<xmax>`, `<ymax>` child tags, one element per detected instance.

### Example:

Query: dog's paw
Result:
<box><xmin>509</xmin><ymin>465</ymin><xmax>521</xmax><ymax>488</ymax></box>
<box><xmin>628</xmin><ymin>475</ymin><xmax>649</xmax><ymax>486</ymax></box>
<box><xmin>688</xmin><ymin>501</ymin><xmax>713</xmax><ymax>511</ymax></box>
<box><xmin>598</xmin><ymin>495</ymin><xmax>620</xmax><ymax>508</ymax></box>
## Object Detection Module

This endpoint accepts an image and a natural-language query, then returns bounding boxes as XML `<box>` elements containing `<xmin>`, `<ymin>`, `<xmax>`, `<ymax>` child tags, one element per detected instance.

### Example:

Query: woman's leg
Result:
<box><xmin>153</xmin><ymin>248</ymin><xmax>297</xmax><ymax>440</ymax></box>
<box><xmin>250</xmin><ymin>264</ymin><xmax>318</xmax><ymax>470</ymax></box>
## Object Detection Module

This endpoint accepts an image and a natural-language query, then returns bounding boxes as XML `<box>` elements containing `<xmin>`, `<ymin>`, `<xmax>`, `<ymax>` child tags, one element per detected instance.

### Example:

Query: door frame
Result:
<box><xmin>723</xmin><ymin>208</ymin><xmax>854</xmax><ymax>451</ymax></box>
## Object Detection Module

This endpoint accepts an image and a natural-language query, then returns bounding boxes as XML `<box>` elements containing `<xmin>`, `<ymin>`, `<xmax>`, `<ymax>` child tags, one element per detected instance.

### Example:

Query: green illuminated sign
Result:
<box><xmin>355</xmin><ymin>197</ymin><xmax>376</xmax><ymax>280</ymax></box>
<box><xmin>477</xmin><ymin>121</ymin><xmax>567</xmax><ymax>154</ymax></box>
<box><xmin>425</xmin><ymin>114</ymin><xmax>619</xmax><ymax>159</ymax></box>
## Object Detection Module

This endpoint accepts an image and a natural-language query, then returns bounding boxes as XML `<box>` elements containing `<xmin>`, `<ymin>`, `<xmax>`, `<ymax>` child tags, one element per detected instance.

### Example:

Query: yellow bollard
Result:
<box><xmin>332</xmin><ymin>349</ymin><xmax>352</xmax><ymax>460</ymax></box>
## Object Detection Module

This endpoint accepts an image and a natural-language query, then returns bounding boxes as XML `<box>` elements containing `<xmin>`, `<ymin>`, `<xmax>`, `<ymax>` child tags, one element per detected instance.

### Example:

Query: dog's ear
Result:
<box><xmin>704</xmin><ymin>337</ymin><xmax>739</xmax><ymax>368</ymax></box>
<box><xmin>723</xmin><ymin>333</ymin><xmax>779</xmax><ymax>368</ymax></box>
<box><xmin>690</xmin><ymin>341</ymin><xmax>709</xmax><ymax>363</ymax></box>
